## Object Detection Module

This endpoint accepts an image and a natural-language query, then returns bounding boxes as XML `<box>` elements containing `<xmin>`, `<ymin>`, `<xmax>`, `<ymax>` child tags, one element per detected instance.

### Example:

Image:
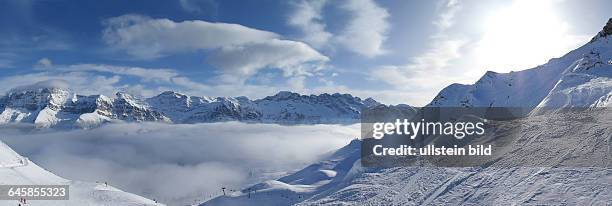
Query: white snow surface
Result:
<box><xmin>202</xmin><ymin>110</ymin><xmax>612</xmax><ymax>206</ymax></box>
<box><xmin>0</xmin><ymin>141</ymin><xmax>164</xmax><ymax>206</ymax></box>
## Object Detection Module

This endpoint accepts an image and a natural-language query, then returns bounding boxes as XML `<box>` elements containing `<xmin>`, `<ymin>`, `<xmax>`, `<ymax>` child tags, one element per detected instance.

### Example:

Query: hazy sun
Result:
<box><xmin>475</xmin><ymin>0</ymin><xmax>587</xmax><ymax>72</ymax></box>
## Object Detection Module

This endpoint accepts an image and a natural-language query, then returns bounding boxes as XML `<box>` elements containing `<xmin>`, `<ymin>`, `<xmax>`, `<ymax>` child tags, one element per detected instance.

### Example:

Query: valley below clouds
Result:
<box><xmin>0</xmin><ymin>122</ymin><xmax>358</xmax><ymax>205</ymax></box>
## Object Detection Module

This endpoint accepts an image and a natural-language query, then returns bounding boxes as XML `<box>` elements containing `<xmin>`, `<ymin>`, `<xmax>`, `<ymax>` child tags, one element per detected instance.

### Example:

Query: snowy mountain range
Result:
<box><xmin>7</xmin><ymin>22</ymin><xmax>610</xmax><ymax>130</ymax></box>
<box><xmin>201</xmin><ymin>18</ymin><xmax>612</xmax><ymax>206</ymax></box>
<box><xmin>0</xmin><ymin>141</ymin><xmax>164</xmax><ymax>206</ymax></box>
<box><xmin>428</xmin><ymin>18</ymin><xmax>612</xmax><ymax>114</ymax></box>
<box><xmin>6</xmin><ymin>16</ymin><xmax>610</xmax><ymax>130</ymax></box>
<box><xmin>1</xmin><ymin>17</ymin><xmax>610</xmax><ymax>206</ymax></box>
<box><xmin>0</xmin><ymin>88</ymin><xmax>380</xmax><ymax>128</ymax></box>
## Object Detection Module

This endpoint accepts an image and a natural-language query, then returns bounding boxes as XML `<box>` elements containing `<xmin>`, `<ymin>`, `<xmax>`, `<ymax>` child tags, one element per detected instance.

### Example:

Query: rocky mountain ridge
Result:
<box><xmin>0</xmin><ymin>89</ymin><xmax>381</xmax><ymax>128</ymax></box>
<box><xmin>428</xmin><ymin>18</ymin><xmax>612</xmax><ymax>116</ymax></box>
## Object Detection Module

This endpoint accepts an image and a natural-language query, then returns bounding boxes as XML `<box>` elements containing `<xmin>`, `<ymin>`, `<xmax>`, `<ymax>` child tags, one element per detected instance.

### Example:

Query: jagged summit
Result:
<box><xmin>265</xmin><ymin>91</ymin><xmax>300</xmax><ymax>100</ymax></box>
<box><xmin>590</xmin><ymin>17</ymin><xmax>612</xmax><ymax>42</ymax></box>
<box><xmin>602</xmin><ymin>17</ymin><xmax>612</xmax><ymax>36</ymax></box>
<box><xmin>6</xmin><ymin>79</ymin><xmax>70</xmax><ymax>95</ymax></box>
<box><xmin>261</xmin><ymin>91</ymin><xmax>372</xmax><ymax>103</ymax></box>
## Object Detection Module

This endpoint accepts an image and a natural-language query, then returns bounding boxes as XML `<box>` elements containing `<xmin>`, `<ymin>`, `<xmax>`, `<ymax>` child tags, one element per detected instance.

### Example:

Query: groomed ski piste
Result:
<box><xmin>0</xmin><ymin>141</ymin><xmax>164</xmax><ymax>206</ymax></box>
<box><xmin>202</xmin><ymin>110</ymin><xmax>612</xmax><ymax>206</ymax></box>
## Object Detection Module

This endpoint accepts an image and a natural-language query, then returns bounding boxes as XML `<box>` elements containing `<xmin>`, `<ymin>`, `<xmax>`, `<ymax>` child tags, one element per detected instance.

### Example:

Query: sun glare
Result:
<box><xmin>475</xmin><ymin>0</ymin><xmax>586</xmax><ymax>72</ymax></box>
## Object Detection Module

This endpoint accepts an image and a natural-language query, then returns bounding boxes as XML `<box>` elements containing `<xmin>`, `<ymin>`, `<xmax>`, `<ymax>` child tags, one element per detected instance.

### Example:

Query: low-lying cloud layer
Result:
<box><xmin>0</xmin><ymin>122</ymin><xmax>358</xmax><ymax>205</ymax></box>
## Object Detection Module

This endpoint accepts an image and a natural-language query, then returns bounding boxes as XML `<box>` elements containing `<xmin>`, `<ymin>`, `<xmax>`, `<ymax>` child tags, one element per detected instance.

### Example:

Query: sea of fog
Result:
<box><xmin>0</xmin><ymin>122</ymin><xmax>359</xmax><ymax>205</ymax></box>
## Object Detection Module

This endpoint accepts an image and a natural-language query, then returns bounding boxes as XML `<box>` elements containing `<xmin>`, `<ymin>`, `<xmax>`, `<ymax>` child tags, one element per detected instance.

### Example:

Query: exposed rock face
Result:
<box><xmin>590</xmin><ymin>17</ymin><xmax>612</xmax><ymax>42</ymax></box>
<box><xmin>603</xmin><ymin>18</ymin><xmax>612</xmax><ymax>36</ymax></box>
<box><xmin>112</xmin><ymin>92</ymin><xmax>168</xmax><ymax>122</ymax></box>
<box><xmin>146</xmin><ymin>91</ymin><xmax>383</xmax><ymax>124</ymax></box>
<box><xmin>0</xmin><ymin>88</ymin><xmax>171</xmax><ymax>128</ymax></box>
<box><xmin>2</xmin><ymin>88</ymin><xmax>70</xmax><ymax>111</ymax></box>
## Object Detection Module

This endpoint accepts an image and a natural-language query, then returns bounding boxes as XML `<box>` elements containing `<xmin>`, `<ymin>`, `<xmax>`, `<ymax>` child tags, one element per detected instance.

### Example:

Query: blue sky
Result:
<box><xmin>0</xmin><ymin>0</ymin><xmax>610</xmax><ymax>106</ymax></box>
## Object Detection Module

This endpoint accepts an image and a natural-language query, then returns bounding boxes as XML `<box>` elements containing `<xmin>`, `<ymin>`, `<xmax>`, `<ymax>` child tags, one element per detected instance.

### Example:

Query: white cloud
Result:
<box><xmin>287</xmin><ymin>76</ymin><xmax>307</xmax><ymax>91</ymax></box>
<box><xmin>0</xmin><ymin>63</ymin><xmax>288</xmax><ymax>101</ymax></box>
<box><xmin>369</xmin><ymin>0</ymin><xmax>465</xmax><ymax>106</ymax></box>
<box><xmin>288</xmin><ymin>0</ymin><xmax>332</xmax><ymax>48</ymax></box>
<box><xmin>102</xmin><ymin>14</ymin><xmax>278</xmax><ymax>59</ymax></box>
<box><xmin>368</xmin><ymin>0</ymin><xmax>592</xmax><ymax>107</ymax></box>
<box><xmin>0</xmin><ymin>59</ymin><xmax>14</xmax><ymax>69</ymax></box>
<box><xmin>372</xmin><ymin>39</ymin><xmax>465</xmax><ymax>87</ymax></box>
<box><xmin>0</xmin><ymin>62</ymin><xmax>188</xmax><ymax>98</ymax></box>
<box><xmin>0</xmin><ymin>62</ymin><xmax>316</xmax><ymax>102</ymax></box>
<box><xmin>287</xmin><ymin>0</ymin><xmax>390</xmax><ymax>57</ymax></box>
<box><xmin>0</xmin><ymin>52</ymin><xmax>17</xmax><ymax>69</ymax></box>
<box><xmin>0</xmin><ymin>72</ymin><xmax>124</xmax><ymax>97</ymax></box>
<box><xmin>335</xmin><ymin>0</ymin><xmax>390</xmax><ymax>57</ymax></box>
<box><xmin>474</xmin><ymin>0</ymin><xmax>589</xmax><ymax>72</ymax></box>
<box><xmin>8</xmin><ymin>79</ymin><xmax>69</xmax><ymax>93</ymax></box>
<box><xmin>0</xmin><ymin>122</ymin><xmax>358</xmax><ymax>205</ymax></box>
<box><xmin>35</xmin><ymin>57</ymin><xmax>53</xmax><ymax>68</ymax></box>
<box><xmin>170</xmin><ymin>76</ymin><xmax>211</xmax><ymax>91</ymax></box>
<box><xmin>102</xmin><ymin>14</ymin><xmax>329</xmax><ymax>85</ymax></box>
<box><xmin>433</xmin><ymin>0</ymin><xmax>461</xmax><ymax>30</ymax></box>
<box><xmin>207</xmin><ymin>39</ymin><xmax>329</xmax><ymax>82</ymax></box>
<box><xmin>179</xmin><ymin>0</ymin><xmax>218</xmax><ymax>14</ymax></box>
<box><xmin>60</xmin><ymin>64</ymin><xmax>180</xmax><ymax>83</ymax></box>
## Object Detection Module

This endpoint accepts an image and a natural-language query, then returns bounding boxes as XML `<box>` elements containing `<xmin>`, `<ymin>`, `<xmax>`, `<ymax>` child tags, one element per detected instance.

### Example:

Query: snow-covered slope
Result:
<box><xmin>0</xmin><ymin>141</ymin><xmax>164</xmax><ymax>206</ymax></box>
<box><xmin>428</xmin><ymin>18</ymin><xmax>612</xmax><ymax>115</ymax></box>
<box><xmin>201</xmin><ymin>18</ymin><xmax>612</xmax><ymax>206</ymax></box>
<box><xmin>202</xmin><ymin>109</ymin><xmax>612</xmax><ymax>206</ymax></box>
<box><xmin>0</xmin><ymin>89</ymin><xmax>379</xmax><ymax>128</ymax></box>
<box><xmin>200</xmin><ymin>139</ymin><xmax>362</xmax><ymax>206</ymax></box>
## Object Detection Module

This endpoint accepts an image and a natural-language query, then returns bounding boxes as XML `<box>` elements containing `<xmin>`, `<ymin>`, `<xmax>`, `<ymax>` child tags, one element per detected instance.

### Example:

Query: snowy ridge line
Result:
<box><xmin>0</xmin><ymin>140</ymin><xmax>165</xmax><ymax>205</ymax></box>
<box><xmin>0</xmin><ymin>89</ymin><xmax>386</xmax><ymax>129</ymax></box>
<box><xmin>428</xmin><ymin>19</ymin><xmax>612</xmax><ymax>115</ymax></box>
<box><xmin>0</xmin><ymin>141</ymin><xmax>28</xmax><ymax>168</ymax></box>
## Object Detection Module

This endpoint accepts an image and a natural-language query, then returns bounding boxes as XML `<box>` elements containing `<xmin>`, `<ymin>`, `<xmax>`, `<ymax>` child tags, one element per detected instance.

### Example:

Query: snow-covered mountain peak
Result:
<box><xmin>262</xmin><ymin>91</ymin><xmax>302</xmax><ymax>101</ymax></box>
<box><xmin>3</xmin><ymin>87</ymin><xmax>71</xmax><ymax>111</ymax></box>
<box><xmin>590</xmin><ymin>17</ymin><xmax>612</xmax><ymax>42</ymax></box>
<box><xmin>7</xmin><ymin>79</ymin><xmax>70</xmax><ymax>95</ymax></box>
<box><xmin>115</xmin><ymin>92</ymin><xmax>139</xmax><ymax>103</ymax></box>
<box><xmin>363</xmin><ymin>97</ymin><xmax>381</xmax><ymax>107</ymax></box>
<box><xmin>428</xmin><ymin>18</ymin><xmax>612</xmax><ymax>113</ymax></box>
<box><xmin>158</xmin><ymin>90</ymin><xmax>188</xmax><ymax>98</ymax></box>
<box><xmin>261</xmin><ymin>91</ymin><xmax>380</xmax><ymax>106</ymax></box>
